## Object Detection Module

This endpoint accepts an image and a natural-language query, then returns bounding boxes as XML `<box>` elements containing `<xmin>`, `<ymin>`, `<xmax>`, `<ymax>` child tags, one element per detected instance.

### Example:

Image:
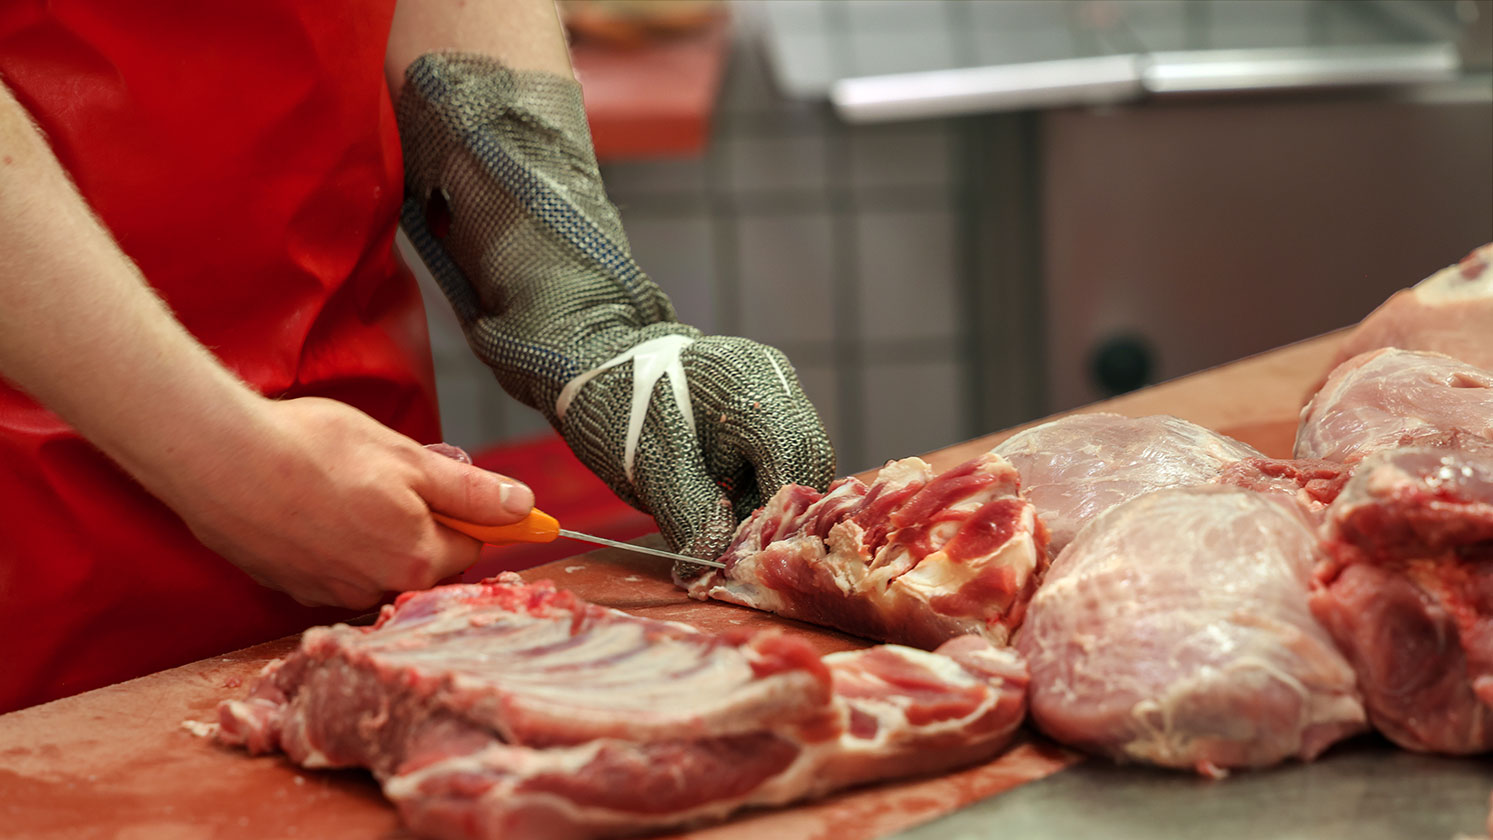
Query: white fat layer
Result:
<box><xmin>1415</xmin><ymin>247</ymin><xmax>1493</xmax><ymax>303</ymax></box>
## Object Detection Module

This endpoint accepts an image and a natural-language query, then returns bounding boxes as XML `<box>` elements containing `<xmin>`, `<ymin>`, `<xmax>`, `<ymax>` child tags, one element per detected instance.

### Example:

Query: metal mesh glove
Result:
<box><xmin>396</xmin><ymin>53</ymin><xmax>836</xmax><ymax>562</ymax></box>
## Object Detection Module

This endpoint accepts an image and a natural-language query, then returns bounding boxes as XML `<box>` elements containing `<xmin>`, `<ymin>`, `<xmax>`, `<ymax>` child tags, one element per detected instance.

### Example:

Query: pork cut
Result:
<box><xmin>215</xmin><ymin>574</ymin><xmax>1028</xmax><ymax>840</ymax></box>
<box><xmin>1016</xmin><ymin>486</ymin><xmax>1367</xmax><ymax>777</ymax></box>
<box><xmin>1295</xmin><ymin>348</ymin><xmax>1493</xmax><ymax>464</ymax></box>
<box><xmin>678</xmin><ymin>453</ymin><xmax>1048</xmax><ymax>649</ymax></box>
<box><xmin>1310</xmin><ymin>446</ymin><xmax>1493</xmax><ymax>754</ymax></box>
<box><xmin>1212</xmin><ymin>457</ymin><xmax>1353</xmax><ymax>523</ymax></box>
<box><xmin>991</xmin><ymin>413</ymin><xmax>1263</xmax><ymax>557</ymax></box>
<box><xmin>1315</xmin><ymin>242</ymin><xmax>1493</xmax><ymax>389</ymax></box>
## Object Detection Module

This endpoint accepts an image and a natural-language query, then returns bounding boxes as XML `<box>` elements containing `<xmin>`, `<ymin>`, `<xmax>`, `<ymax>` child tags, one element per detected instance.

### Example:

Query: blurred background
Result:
<box><xmin>405</xmin><ymin>0</ymin><xmax>1493</xmax><ymax>479</ymax></box>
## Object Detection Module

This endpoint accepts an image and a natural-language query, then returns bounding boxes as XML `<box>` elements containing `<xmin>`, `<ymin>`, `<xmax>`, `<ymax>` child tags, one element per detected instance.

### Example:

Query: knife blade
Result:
<box><xmin>432</xmin><ymin>510</ymin><xmax>725</xmax><ymax>568</ymax></box>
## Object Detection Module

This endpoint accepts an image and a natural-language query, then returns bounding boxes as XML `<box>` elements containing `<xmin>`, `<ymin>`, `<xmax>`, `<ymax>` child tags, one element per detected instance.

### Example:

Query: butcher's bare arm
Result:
<box><xmin>385</xmin><ymin>0</ymin><xmax>575</xmax><ymax>95</ymax></box>
<box><xmin>0</xmin><ymin>80</ymin><xmax>529</xmax><ymax>608</ymax></box>
<box><xmin>0</xmin><ymin>80</ymin><xmax>271</xmax><ymax>498</ymax></box>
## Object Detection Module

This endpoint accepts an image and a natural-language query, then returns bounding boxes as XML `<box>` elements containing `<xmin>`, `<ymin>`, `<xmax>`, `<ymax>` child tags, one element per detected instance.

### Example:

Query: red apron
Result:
<box><xmin>0</xmin><ymin>1</ymin><xmax>440</xmax><ymax>712</ymax></box>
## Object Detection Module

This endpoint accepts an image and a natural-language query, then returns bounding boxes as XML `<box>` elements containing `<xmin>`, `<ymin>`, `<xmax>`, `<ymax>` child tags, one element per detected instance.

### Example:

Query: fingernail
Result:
<box><xmin>501</xmin><ymin>481</ymin><xmax>534</xmax><ymax>516</ymax></box>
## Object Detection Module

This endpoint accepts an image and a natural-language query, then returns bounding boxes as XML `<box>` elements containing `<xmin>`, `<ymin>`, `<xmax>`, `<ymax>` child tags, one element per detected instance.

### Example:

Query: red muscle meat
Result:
<box><xmin>993</xmin><ymin>413</ymin><xmax>1263</xmax><ymax>557</ymax></box>
<box><xmin>679</xmin><ymin>453</ymin><xmax>1048</xmax><ymax>649</ymax></box>
<box><xmin>1310</xmin><ymin>446</ymin><xmax>1493</xmax><ymax>754</ymax></box>
<box><xmin>215</xmin><ymin>574</ymin><xmax>1028</xmax><ymax>840</ymax></box>
<box><xmin>1314</xmin><ymin>242</ymin><xmax>1493</xmax><ymax>390</ymax></box>
<box><xmin>1016</xmin><ymin>486</ymin><xmax>1366</xmax><ymax>778</ymax></box>
<box><xmin>1296</xmin><ymin>348</ymin><xmax>1493</xmax><ymax>464</ymax></box>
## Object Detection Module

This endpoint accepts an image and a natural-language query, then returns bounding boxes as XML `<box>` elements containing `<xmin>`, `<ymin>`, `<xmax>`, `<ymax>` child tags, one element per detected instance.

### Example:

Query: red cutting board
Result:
<box><xmin>0</xmin><ymin>333</ymin><xmax>1344</xmax><ymax>839</ymax></box>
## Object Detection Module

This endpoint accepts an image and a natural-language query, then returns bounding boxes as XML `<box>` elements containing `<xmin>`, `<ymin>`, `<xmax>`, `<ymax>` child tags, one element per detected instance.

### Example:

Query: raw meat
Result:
<box><xmin>1316</xmin><ymin>242</ymin><xmax>1493</xmax><ymax>390</ymax></box>
<box><xmin>1295</xmin><ymin>348</ymin><xmax>1493</xmax><ymax>464</ymax></box>
<box><xmin>992</xmin><ymin>413</ymin><xmax>1263</xmax><ymax>557</ymax></box>
<box><xmin>1310</xmin><ymin>446</ymin><xmax>1493</xmax><ymax>754</ymax></box>
<box><xmin>1213</xmin><ymin>457</ymin><xmax>1352</xmax><ymax>523</ymax></box>
<box><xmin>1016</xmin><ymin>486</ymin><xmax>1366</xmax><ymax>777</ymax></box>
<box><xmin>679</xmin><ymin>453</ymin><xmax>1048</xmax><ymax>649</ymax></box>
<box><xmin>215</xmin><ymin>574</ymin><xmax>1028</xmax><ymax>840</ymax></box>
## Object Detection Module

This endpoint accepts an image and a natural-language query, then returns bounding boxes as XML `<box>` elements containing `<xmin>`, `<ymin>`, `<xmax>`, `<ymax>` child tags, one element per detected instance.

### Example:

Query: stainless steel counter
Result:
<box><xmin>893</xmin><ymin>738</ymin><xmax>1492</xmax><ymax>840</ymax></box>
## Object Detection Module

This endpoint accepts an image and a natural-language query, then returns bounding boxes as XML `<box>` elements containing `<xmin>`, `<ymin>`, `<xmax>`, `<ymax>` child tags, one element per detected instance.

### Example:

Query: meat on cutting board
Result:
<box><xmin>992</xmin><ymin>412</ymin><xmax>1263</xmax><ymax>557</ymax></box>
<box><xmin>214</xmin><ymin>574</ymin><xmax>1028</xmax><ymax>840</ymax></box>
<box><xmin>1311</xmin><ymin>446</ymin><xmax>1493</xmax><ymax>754</ymax></box>
<box><xmin>1295</xmin><ymin>348</ymin><xmax>1493</xmax><ymax>464</ymax></box>
<box><xmin>1212</xmin><ymin>457</ymin><xmax>1352</xmax><ymax>523</ymax></box>
<box><xmin>1312</xmin><ymin>242</ymin><xmax>1493</xmax><ymax>393</ymax></box>
<box><xmin>1016</xmin><ymin>486</ymin><xmax>1367</xmax><ymax>778</ymax></box>
<box><xmin>678</xmin><ymin>452</ymin><xmax>1048</xmax><ymax>649</ymax></box>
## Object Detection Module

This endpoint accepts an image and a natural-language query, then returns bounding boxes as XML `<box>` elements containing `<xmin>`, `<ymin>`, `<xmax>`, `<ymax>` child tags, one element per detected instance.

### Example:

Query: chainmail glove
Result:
<box><xmin>396</xmin><ymin>53</ymin><xmax>836</xmax><ymax>563</ymax></box>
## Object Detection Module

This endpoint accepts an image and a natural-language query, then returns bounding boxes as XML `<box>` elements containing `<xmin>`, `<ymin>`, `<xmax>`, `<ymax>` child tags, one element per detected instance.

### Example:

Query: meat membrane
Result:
<box><xmin>1311</xmin><ymin>446</ymin><xmax>1493</xmax><ymax>754</ymax></box>
<box><xmin>681</xmin><ymin>453</ymin><xmax>1048</xmax><ymax>649</ymax></box>
<box><xmin>1016</xmin><ymin>486</ymin><xmax>1366</xmax><ymax>777</ymax></box>
<box><xmin>1295</xmin><ymin>348</ymin><xmax>1493</xmax><ymax>464</ymax></box>
<box><xmin>992</xmin><ymin>413</ymin><xmax>1262</xmax><ymax>557</ymax></box>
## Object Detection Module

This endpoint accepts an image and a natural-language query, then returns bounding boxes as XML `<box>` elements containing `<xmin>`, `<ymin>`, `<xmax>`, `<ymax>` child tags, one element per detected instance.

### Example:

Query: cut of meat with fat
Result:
<box><xmin>215</xmin><ymin>574</ymin><xmax>1028</xmax><ymax>840</ymax></box>
<box><xmin>992</xmin><ymin>413</ymin><xmax>1263</xmax><ymax>557</ymax></box>
<box><xmin>1313</xmin><ymin>242</ymin><xmax>1493</xmax><ymax>392</ymax></box>
<box><xmin>1295</xmin><ymin>348</ymin><xmax>1493</xmax><ymax>464</ymax></box>
<box><xmin>678</xmin><ymin>453</ymin><xmax>1048</xmax><ymax>649</ymax></box>
<box><xmin>216</xmin><ymin>579</ymin><xmax>837</xmax><ymax>766</ymax></box>
<box><xmin>1016</xmin><ymin>486</ymin><xmax>1367</xmax><ymax>778</ymax></box>
<box><xmin>388</xmin><ymin>636</ymin><xmax>1028</xmax><ymax>840</ymax></box>
<box><xmin>1311</xmin><ymin>446</ymin><xmax>1493</xmax><ymax>754</ymax></box>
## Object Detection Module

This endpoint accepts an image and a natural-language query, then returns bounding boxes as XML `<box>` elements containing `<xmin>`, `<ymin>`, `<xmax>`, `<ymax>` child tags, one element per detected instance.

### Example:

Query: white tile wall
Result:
<box><xmin>854</xmin><ymin>209</ymin><xmax>959</xmax><ymax>344</ymax></box>
<box><xmin>973</xmin><ymin>31</ymin><xmax>1089</xmax><ymax>65</ymax></box>
<box><xmin>599</xmin><ymin>157</ymin><xmax>709</xmax><ymax>199</ymax></box>
<box><xmin>790</xmin><ymin>361</ymin><xmax>845</xmax><ymax>468</ymax></box>
<box><xmin>760</xmin><ymin>31</ymin><xmax>840</xmax><ymax>98</ymax></box>
<box><xmin>721</xmin><ymin>132</ymin><xmax>829</xmax><ymax>195</ymax></box>
<box><xmin>616</xmin><ymin>214</ymin><xmax>717</xmax><ymax>333</ymax></box>
<box><xmin>848</xmin><ymin>29</ymin><xmax>961</xmax><ymax>78</ymax></box>
<box><xmin>842</xmin><ymin>0</ymin><xmax>951</xmax><ymax>32</ymax></box>
<box><xmin>756</xmin><ymin>0</ymin><xmax>836</xmax><ymax>97</ymax></box>
<box><xmin>736</xmin><ymin>211</ymin><xmax>836</xmax><ymax>346</ymax></box>
<box><xmin>963</xmin><ymin>0</ymin><xmax>1078</xmax><ymax>31</ymax></box>
<box><xmin>860</xmin><ymin>358</ymin><xmax>965</xmax><ymax>467</ymax></box>
<box><xmin>847</xmin><ymin>123</ymin><xmax>953</xmax><ymax>191</ymax></box>
<box><xmin>717</xmin><ymin>18</ymin><xmax>785</xmax><ymax>116</ymax></box>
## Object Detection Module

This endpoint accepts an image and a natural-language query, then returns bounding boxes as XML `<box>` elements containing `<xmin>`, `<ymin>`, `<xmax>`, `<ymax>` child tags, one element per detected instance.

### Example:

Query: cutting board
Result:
<box><xmin>0</xmin><ymin>333</ymin><xmax>1347</xmax><ymax>840</ymax></box>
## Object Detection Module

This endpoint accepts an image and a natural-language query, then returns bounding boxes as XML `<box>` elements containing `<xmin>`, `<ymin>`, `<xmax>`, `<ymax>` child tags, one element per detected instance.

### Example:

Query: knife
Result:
<box><xmin>432</xmin><ymin>510</ymin><xmax>725</xmax><ymax>568</ymax></box>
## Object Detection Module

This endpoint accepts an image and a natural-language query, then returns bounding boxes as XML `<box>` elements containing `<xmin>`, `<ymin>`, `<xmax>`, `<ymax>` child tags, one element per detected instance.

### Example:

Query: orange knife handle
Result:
<box><xmin>432</xmin><ymin>509</ymin><xmax>560</xmax><ymax>545</ymax></box>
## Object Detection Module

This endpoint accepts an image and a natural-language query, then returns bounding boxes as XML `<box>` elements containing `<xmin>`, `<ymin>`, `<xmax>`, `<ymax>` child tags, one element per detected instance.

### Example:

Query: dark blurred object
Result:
<box><xmin>1091</xmin><ymin>334</ymin><xmax>1155</xmax><ymax>397</ymax></box>
<box><xmin>561</xmin><ymin>0</ymin><xmax>724</xmax><ymax>49</ymax></box>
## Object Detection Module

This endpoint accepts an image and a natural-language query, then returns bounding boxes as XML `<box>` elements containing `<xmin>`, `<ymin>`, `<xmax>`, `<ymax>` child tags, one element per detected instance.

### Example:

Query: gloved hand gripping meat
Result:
<box><xmin>396</xmin><ymin>54</ymin><xmax>835</xmax><ymax>561</ymax></box>
<box><xmin>680</xmin><ymin>453</ymin><xmax>1050</xmax><ymax>649</ymax></box>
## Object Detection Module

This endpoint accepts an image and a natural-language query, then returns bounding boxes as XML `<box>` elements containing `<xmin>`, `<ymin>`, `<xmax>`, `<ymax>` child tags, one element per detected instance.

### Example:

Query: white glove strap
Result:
<box><xmin>556</xmin><ymin>334</ymin><xmax>698</xmax><ymax>483</ymax></box>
